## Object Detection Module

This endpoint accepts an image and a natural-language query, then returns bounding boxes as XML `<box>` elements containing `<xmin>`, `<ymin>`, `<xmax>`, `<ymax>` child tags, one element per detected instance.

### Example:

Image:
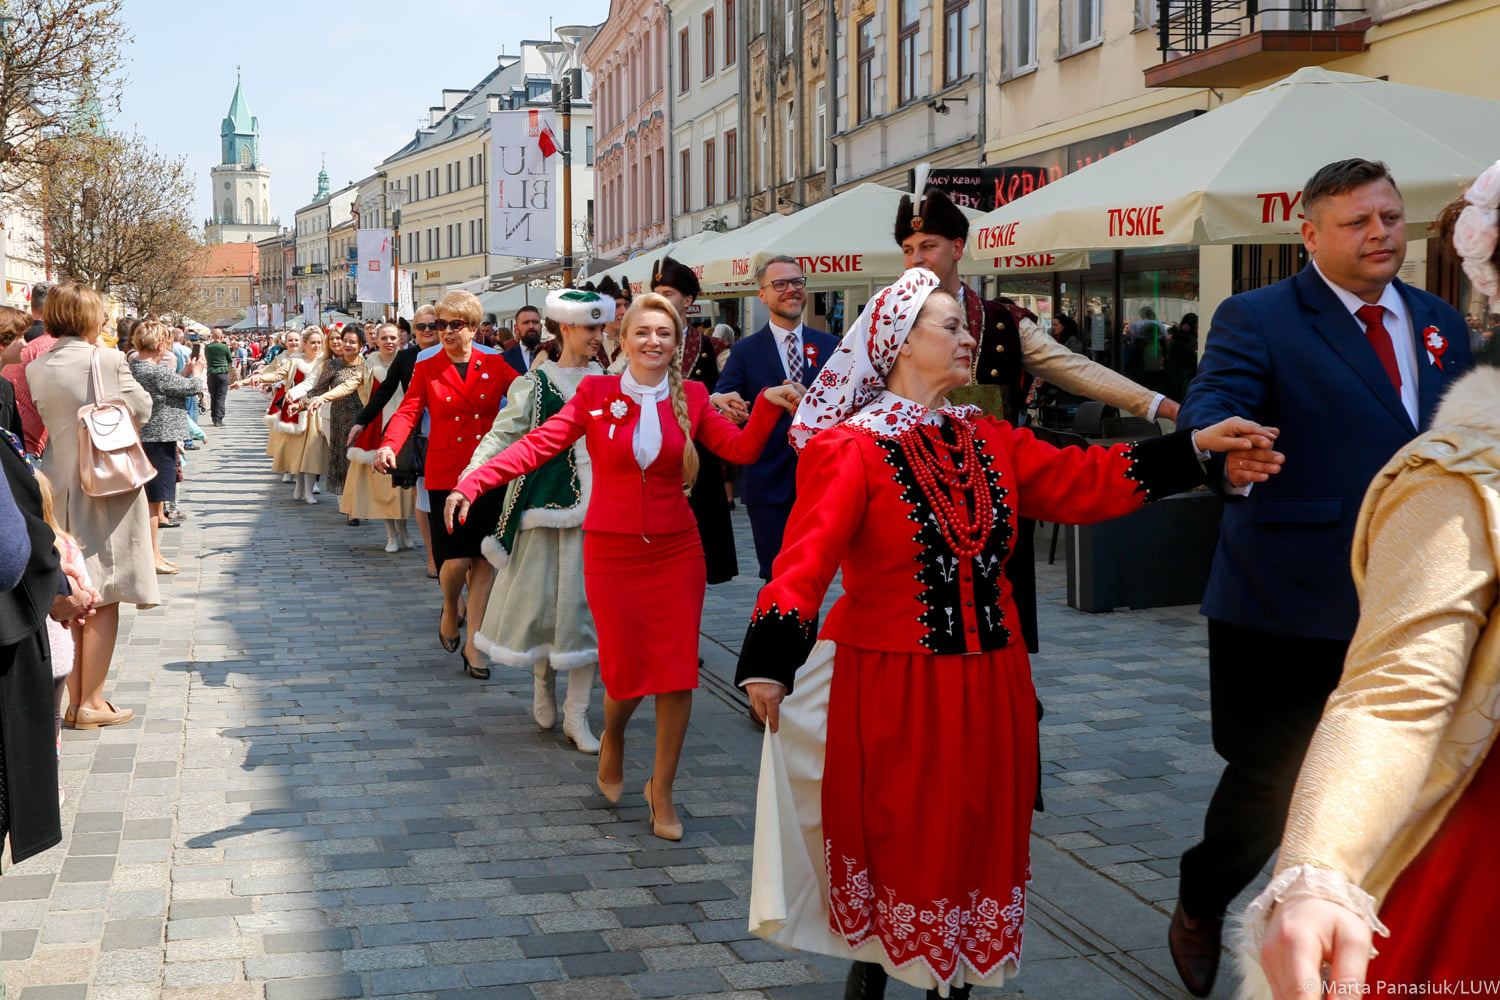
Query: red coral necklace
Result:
<box><xmin>895</xmin><ymin>419</ymin><xmax>995</xmax><ymax>560</ymax></box>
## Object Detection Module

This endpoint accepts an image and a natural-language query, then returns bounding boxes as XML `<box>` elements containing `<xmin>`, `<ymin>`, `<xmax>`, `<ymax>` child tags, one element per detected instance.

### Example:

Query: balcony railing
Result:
<box><xmin>1147</xmin><ymin>0</ymin><xmax>1366</xmax><ymax>87</ymax></box>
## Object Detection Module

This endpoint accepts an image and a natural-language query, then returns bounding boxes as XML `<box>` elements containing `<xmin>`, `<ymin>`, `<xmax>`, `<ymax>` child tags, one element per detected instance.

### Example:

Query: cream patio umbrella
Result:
<box><xmin>966</xmin><ymin>67</ymin><xmax>1500</xmax><ymax>260</ymax></box>
<box><xmin>591</xmin><ymin>229</ymin><xmax>723</xmax><ymax>293</ymax></box>
<box><xmin>703</xmin><ymin>183</ymin><xmax>1088</xmax><ymax>295</ymax></box>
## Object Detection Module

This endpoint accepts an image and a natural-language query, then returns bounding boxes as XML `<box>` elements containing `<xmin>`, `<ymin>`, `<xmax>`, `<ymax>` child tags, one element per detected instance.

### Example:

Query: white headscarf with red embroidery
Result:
<box><xmin>790</xmin><ymin>267</ymin><xmax>981</xmax><ymax>451</ymax></box>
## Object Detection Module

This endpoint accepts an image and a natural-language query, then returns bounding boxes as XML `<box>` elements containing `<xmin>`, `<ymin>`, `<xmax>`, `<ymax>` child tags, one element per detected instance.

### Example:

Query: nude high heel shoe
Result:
<box><xmin>644</xmin><ymin>777</ymin><xmax>682</xmax><ymax>841</ymax></box>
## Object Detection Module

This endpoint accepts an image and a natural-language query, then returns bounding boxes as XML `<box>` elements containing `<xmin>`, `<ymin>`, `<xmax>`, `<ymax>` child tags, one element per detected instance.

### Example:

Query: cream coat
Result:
<box><xmin>28</xmin><ymin>338</ymin><xmax>160</xmax><ymax>607</ymax></box>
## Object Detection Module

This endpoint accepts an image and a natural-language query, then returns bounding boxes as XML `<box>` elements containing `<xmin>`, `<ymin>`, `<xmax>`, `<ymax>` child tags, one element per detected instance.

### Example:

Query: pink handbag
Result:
<box><xmin>76</xmin><ymin>348</ymin><xmax>154</xmax><ymax>497</ymax></box>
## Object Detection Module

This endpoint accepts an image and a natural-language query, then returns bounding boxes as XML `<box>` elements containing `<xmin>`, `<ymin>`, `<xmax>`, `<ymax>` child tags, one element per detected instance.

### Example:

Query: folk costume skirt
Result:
<box><xmin>583</xmin><ymin>529</ymin><xmax>704</xmax><ymax>699</ymax></box>
<box><xmin>749</xmin><ymin>640</ymin><xmax>1037</xmax><ymax>996</ymax></box>
<box><xmin>1363</xmin><ymin>741</ymin><xmax>1500</xmax><ymax>988</ymax></box>
<box><xmin>475</xmin><ymin>524</ymin><xmax>597</xmax><ymax>671</ymax></box>
<box><xmin>340</xmin><ymin>461</ymin><xmax>414</xmax><ymax>521</ymax></box>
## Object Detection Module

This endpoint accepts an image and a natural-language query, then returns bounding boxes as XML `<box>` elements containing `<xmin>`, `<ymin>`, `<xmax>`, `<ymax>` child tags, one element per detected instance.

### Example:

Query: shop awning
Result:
<box><xmin>698</xmin><ymin>183</ymin><xmax>1088</xmax><ymax>294</ymax></box>
<box><xmin>967</xmin><ymin>67</ymin><xmax>1500</xmax><ymax>260</ymax></box>
<box><xmin>589</xmin><ymin>230</ymin><xmax>725</xmax><ymax>294</ymax></box>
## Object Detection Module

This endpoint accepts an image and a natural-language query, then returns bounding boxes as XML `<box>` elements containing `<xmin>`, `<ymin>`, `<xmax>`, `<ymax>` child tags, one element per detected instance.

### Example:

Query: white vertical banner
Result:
<box><xmin>270</xmin><ymin>303</ymin><xmax>284</xmax><ymax>327</ymax></box>
<box><xmin>357</xmin><ymin>228</ymin><xmax>394</xmax><ymax>303</ymax></box>
<box><xmin>256</xmin><ymin>304</ymin><xmax>269</xmax><ymax>325</ymax></box>
<box><xmin>490</xmin><ymin>108</ymin><xmax>558</xmax><ymax>260</ymax></box>
<box><xmin>397</xmin><ymin>269</ymin><xmax>414</xmax><ymax>321</ymax></box>
<box><xmin>302</xmin><ymin>296</ymin><xmax>318</xmax><ymax>325</ymax></box>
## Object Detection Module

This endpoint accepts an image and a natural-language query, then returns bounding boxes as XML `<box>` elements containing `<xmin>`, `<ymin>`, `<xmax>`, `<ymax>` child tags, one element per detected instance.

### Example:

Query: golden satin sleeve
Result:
<box><xmin>1276</xmin><ymin>463</ymin><xmax>1499</xmax><ymax>904</ymax></box>
<box><xmin>1017</xmin><ymin>317</ymin><xmax>1158</xmax><ymax>419</ymax></box>
<box><xmin>250</xmin><ymin>353</ymin><xmax>293</xmax><ymax>386</ymax></box>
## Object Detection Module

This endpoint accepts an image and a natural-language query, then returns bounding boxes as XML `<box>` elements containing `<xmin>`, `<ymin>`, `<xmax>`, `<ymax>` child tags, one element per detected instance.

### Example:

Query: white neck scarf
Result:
<box><xmin>620</xmin><ymin>368</ymin><xmax>671</xmax><ymax>470</ymax></box>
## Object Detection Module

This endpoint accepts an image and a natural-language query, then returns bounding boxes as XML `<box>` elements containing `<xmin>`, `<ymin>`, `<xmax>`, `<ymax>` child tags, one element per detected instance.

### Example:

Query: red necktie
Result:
<box><xmin>1355</xmin><ymin>304</ymin><xmax>1402</xmax><ymax>393</ymax></box>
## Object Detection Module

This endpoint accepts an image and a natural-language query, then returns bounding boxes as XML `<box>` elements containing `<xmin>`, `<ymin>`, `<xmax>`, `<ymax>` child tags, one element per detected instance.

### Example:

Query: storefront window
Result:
<box><xmin>1121</xmin><ymin>251</ymin><xmax>1200</xmax><ymax>402</ymax></box>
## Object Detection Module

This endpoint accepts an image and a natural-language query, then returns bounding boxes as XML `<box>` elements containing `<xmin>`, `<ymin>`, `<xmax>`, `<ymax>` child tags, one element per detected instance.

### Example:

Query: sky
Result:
<box><xmin>114</xmin><ymin>0</ymin><xmax>610</xmax><ymax>232</ymax></box>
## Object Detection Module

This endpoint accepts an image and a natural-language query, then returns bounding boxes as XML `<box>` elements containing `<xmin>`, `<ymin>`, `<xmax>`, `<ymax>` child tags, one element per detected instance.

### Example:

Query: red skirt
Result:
<box><xmin>822</xmin><ymin>642</ymin><xmax>1037</xmax><ymax>987</ymax></box>
<box><xmin>1366</xmin><ymin>742</ymin><xmax>1500</xmax><ymax>988</ymax></box>
<box><xmin>584</xmin><ymin>529</ymin><xmax>705</xmax><ymax>699</ymax></box>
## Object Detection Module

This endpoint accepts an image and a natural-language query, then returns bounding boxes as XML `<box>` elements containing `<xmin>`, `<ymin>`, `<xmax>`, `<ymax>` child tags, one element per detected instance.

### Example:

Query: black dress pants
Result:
<box><xmin>1177</xmin><ymin>619</ymin><xmax>1348</xmax><ymax>919</ymax></box>
<box><xmin>208</xmin><ymin>372</ymin><xmax>230</xmax><ymax>425</ymax></box>
<box><xmin>746</xmin><ymin>499</ymin><xmax>795</xmax><ymax>581</ymax></box>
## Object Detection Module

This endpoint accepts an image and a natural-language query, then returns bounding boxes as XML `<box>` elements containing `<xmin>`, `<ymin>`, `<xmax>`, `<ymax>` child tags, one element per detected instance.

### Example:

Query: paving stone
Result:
<box><xmin>100</xmin><ymin>918</ymin><xmax>163</xmax><ymax>950</ymax></box>
<box><xmin>262</xmin><ymin>974</ymin><xmax>363</xmax><ymax>1000</ymax></box>
<box><xmin>262</xmin><ymin>928</ymin><xmax>356</xmax><ymax>953</ymax></box>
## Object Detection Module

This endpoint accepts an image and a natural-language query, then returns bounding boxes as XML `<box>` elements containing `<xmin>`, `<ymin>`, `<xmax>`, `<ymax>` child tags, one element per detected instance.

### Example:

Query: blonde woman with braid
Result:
<box><xmin>448</xmin><ymin>293</ymin><xmax>801</xmax><ymax>840</ymax></box>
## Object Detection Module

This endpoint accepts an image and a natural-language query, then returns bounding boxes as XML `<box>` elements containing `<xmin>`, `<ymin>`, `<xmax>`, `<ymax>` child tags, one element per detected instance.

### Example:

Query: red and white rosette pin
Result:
<box><xmin>601</xmin><ymin>392</ymin><xmax>635</xmax><ymax>439</ymax></box>
<box><xmin>1423</xmin><ymin>326</ymin><xmax>1447</xmax><ymax>370</ymax></box>
<box><xmin>803</xmin><ymin>343</ymin><xmax>818</xmax><ymax>362</ymax></box>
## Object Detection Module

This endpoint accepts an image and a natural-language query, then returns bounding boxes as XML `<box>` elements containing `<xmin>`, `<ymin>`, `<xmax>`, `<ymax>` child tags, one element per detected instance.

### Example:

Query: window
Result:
<box><xmin>586</xmin><ymin>125</ymin><xmax>595</xmax><ymax>166</ymax></box>
<box><xmin>703</xmin><ymin>10</ymin><xmax>715</xmax><ymax>77</ymax></box>
<box><xmin>898</xmin><ymin>0</ymin><xmax>920</xmax><ymax>105</ymax></box>
<box><xmin>944</xmin><ymin>0</ymin><xmax>973</xmax><ymax>83</ymax></box>
<box><xmin>1001</xmin><ymin>0</ymin><xmax>1038</xmax><ymax>76</ymax></box>
<box><xmin>705</xmin><ymin>138</ymin><xmax>716</xmax><ymax>205</ymax></box>
<box><xmin>426</xmin><ymin>228</ymin><xmax>434</xmax><ymax>260</ymax></box>
<box><xmin>679</xmin><ymin>29</ymin><xmax>690</xmax><ymax>92</ymax></box>
<box><xmin>813</xmin><ymin>85</ymin><xmax>826</xmax><ymax>170</ymax></box>
<box><xmin>215</xmin><ymin>286</ymin><xmax>224</xmax><ymax>303</ymax></box>
<box><xmin>1061</xmin><ymin>0</ymin><xmax>1102</xmax><ymax>53</ymax></box>
<box><xmin>467</xmin><ymin>156</ymin><xmax>474</xmax><ymax>187</ymax></box>
<box><xmin>681</xmin><ymin>149</ymin><xmax>691</xmax><ymax>212</ymax></box>
<box><xmin>785</xmin><ymin>0</ymin><xmax>794</xmax><ymax>50</ymax></box>
<box><xmin>725</xmin><ymin>0</ymin><xmax>736</xmax><ymax>64</ymax></box>
<box><xmin>784</xmin><ymin>101</ymin><xmax>795</xmax><ymax>181</ymax></box>
<box><xmin>725</xmin><ymin>129</ymin><xmax>738</xmax><ymax>200</ymax></box>
<box><xmin>232</xmin><ymin>287</ymin><xmax>240</xmax><ymax>303</ymax></box>
<box><xmin>759</xmin><ymin>0</ymin><xmax>766</xmax><ymax>36</ymax></box>
<box><xmin>857</xmin><ymin>17</ymin><xmax>876</xmax><ymax>122</ymax></box>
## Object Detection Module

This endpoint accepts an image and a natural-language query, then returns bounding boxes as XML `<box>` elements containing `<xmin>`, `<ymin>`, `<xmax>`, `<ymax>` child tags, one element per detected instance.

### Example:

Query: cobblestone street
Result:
<box><xmin>1</xmin><ymin>390</ymin><xmax>1261</xmax><ymax>1000</ymax></box>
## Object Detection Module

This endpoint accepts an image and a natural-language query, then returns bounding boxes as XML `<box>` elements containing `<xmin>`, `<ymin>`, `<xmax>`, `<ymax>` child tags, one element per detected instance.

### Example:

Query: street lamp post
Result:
<box><xmin>386</xmin><ymin>183</ymin><xmax>408</xmax><ymax>320</ymax></box>
<box><xmin>541</xmin><ymin>25</ymin><xmax>598</xmax><ymax>288</ymax></box>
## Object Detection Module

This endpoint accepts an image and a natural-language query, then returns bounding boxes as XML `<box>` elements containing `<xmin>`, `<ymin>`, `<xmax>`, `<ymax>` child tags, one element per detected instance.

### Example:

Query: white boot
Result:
<box><xmin>302</xmin><ymin>474</ymin><xmax>318</xmax><ymax>504</ymax></box>
<box><xmin>312</xmin><ymin>477</ymin><xmax>322</xmax><ymax>494</ymax></box>
<box><xmin>396</xmin><ymin>520</ymin><xmax>414</xmax><ymax>549</ymax></box>
<box><xmin>282</xmin><ymin>472</ymin><xmax>293</xmax><ymax>483</ymax></box>
<box><xmin>292</xmin><ymin>475</ymin><xmax>304</xmax><ymax>500</ymax></box>
<box><xmin>384</xmin><ymin>520</ymin><xmax>400</xmax><ymax>553</ymax></box>
<box><xmin>561</xmin><ymin>666</ymin><xmax>599</xmax><ymax>754</ymax></box>
<box><xmin>532</xmin><ymin>663</ymin><xmax>558</xmax><ymax>730</ymax></box>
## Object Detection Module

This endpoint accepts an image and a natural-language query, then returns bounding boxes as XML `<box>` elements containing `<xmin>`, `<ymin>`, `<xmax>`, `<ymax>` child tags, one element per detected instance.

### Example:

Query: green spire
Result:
<box><xmin>314</xmin><ymin>156</ymin><xmax>329</xmax><ymax>200</ymax></box>
<box><xmin>222</xmin><ymin>69</ymin><xmax>255</xmax><ymax>137</ymax></box>
<box><xmin>70</xmin><ymin>81</ymin><xmax>108</xmax><ymax>137</ymax></box>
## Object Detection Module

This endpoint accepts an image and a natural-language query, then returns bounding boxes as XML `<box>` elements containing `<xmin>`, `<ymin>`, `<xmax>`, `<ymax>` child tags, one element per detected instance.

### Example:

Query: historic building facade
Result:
<box><xmin>744</xmin><ymin>0</ymin><xmax>833</xmax><ymax>218</ymax></box>
<box><xmin>587</xmin><ymin>2</ymin><xmax>671</xmax><ymax>260</ymax></box>
<box><xmin>206</xmin><ymin>75</ymin><xmax>280</xmax><ymax>245</ymax></box>
<box><xmin>669</xmin><ymin>0</ymin><xmax>742</xmax><ymax>239</ymax></box>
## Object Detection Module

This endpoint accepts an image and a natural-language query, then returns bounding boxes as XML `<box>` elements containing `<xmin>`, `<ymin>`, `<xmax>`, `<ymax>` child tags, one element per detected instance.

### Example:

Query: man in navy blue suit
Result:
<box><xmin>1169</xmin><ymin>159</ymin><xmax>1474</xmax><ymax>997</ymax></box>
<box><xmin>712</xmin><ymin>256</ymin><xmax>839</xmax><ymax>580</ymax></box>
<box><xmin>501</xmin><ymin>305</ymin><xmax>543</xmax><ymax>373</ymax></box>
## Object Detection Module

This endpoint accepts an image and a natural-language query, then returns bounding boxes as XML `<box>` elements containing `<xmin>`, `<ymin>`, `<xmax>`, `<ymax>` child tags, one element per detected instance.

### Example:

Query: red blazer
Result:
<box><xmin>381</xmin><ymin>345</ymin><xmax>518</xmax><ymax>490</ymax></box>
<box><xmin>455</xmin><ymin>374</ymin><xmax>781</xmax><ymax>537</ymax></box>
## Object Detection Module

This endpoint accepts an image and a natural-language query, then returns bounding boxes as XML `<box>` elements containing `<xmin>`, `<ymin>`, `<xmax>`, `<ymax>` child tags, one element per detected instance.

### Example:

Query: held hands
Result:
<box><xmin>1192</xmin><ymin>417</ymin><xmax>1285</xmax><ymax>485</ymax></box>
<box><xmin>50</xmin><ymin>589</ymin><xmax>95</xmax><ymax>626</ymax></box>
<box><xmin>307</xmin><ymin>397</ymin><xmax>324</xmax><ymax>413</ymax></box>
<box><xmin>346</xmin><ymin>423</ymin><xmax>365</xmax><ymax>447</ymax></box>
<box><xmin>746</xmin><ymin>681</ymin><xmax>787</xmax><ymax>734</ymax></box>
<box><xmin>763</xmin><ymin>381</ymin><xmax>806</xmax><ymax>416</ymax></box>
<box><xmin>1260</xmin><ymin>897</ymin><xmax>1373</xmax><ymax>1000</ymax></box>
<box><xmin>372</xmin><ymin>446</ymin><xmax>397</xmax><ymax>473</ymax></box>
<box><xmin>444</xmin><ymin>491</ymin><xmax>470</xmax><ymax>534</ymax></box>
<box><xmin>711</xmin><ymin>391</ymin><xmax>750</xmax><ymax>425</ymax></box>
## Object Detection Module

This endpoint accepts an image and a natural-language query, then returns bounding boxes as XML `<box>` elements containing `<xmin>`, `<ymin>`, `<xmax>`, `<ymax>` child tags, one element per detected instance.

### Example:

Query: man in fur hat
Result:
<box><xmin>592</xmin><ymin>276</ymin><xmax>630</xmax><ymax>365</ymax></box>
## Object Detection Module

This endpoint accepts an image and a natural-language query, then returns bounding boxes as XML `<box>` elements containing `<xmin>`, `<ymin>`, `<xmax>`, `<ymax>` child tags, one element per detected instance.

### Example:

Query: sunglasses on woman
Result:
<box><xmin>428</xmin><ymin>319</ymin><xmax>469</xmax><ymax>333</ymax></box>
<box><xmin>414</xmin><ymin>322</ymin><xmax>438</xmax><ymax>331</ymax></box>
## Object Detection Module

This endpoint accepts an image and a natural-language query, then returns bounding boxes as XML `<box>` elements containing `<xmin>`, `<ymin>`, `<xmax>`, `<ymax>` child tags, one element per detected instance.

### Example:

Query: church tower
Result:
<box><xmin>206</xmin><ymin>72</ymin><xmax>279</xmax><ymax>244</ymax></box>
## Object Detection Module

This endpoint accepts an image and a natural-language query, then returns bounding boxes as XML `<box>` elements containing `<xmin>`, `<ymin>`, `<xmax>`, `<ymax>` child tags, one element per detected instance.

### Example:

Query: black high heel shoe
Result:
<box><xmin>439</xmin><ymin>631</ymin><xmax>461</xmax><ymax>653</ymax></box>
<box><xmin>844</xmin><ymin>961</ymin><xmax>888</xmax><ymax>1000</ymax></box>
<box><xmin>461</xmin><ymin>650</ymin><xmax>490</xmax><ymax>680</ymax></box>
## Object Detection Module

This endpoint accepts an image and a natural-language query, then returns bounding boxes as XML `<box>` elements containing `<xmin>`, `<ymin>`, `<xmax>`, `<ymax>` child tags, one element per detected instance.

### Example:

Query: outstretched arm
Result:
<box><xmin>1018</xmin><ymin>316</ymin><xmax>1171</xmax><ymax>419</ymax></box>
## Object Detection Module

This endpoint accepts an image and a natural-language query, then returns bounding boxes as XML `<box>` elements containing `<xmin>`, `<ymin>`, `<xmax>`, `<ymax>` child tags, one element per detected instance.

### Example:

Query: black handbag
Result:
<box><xmin>388</xmin><ymin>432</ymin><xmax>427</xmax><ymax>490</ymax></box>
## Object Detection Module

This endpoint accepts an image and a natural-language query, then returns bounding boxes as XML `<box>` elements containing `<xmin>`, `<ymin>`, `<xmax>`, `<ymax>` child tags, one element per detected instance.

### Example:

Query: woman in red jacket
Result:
<box><xmin>374</xmin><ymin>290</ymin><xmax>518</xmax><ymax>678</ymax></box>
<box><xmin>448</xmin><ymin>292</ymin><xmax>800</xmax><ymax>840</ymax></box>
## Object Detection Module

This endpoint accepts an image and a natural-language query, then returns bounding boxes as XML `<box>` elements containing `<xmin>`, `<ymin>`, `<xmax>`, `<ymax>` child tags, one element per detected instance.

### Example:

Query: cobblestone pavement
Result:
<box><xmin>2</xmin><ymin>391</ymin><xmax>1260</xmax><ymax>999</ymax></box>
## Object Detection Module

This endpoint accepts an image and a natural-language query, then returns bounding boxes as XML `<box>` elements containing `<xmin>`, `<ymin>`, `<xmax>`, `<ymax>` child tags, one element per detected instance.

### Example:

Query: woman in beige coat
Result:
<box><xmin>27</xmin><ymin>282</ymin><xmax>157</xmax><ymax>729</ymax></box>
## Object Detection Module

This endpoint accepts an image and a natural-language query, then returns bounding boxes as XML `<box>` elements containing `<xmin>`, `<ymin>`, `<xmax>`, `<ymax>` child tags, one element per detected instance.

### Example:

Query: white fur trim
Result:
<box><xmin>262</xmin><ymin>411</ymin><xmax>281</xmax><ymax>428</ymax></box>
<box><xmin>347</xmin><ymin>447</ymin><xmax>379</xmax><ymax>465</ymax></box>
<box><xmin>546</xmin><ymin>289</ymin><xmax>615</xmax><ymax>326</ymax></box>
<box><xmin>518</xmin><ymin>506</ymin><xmax>585</xmax><ymax>531</ymax></box>
<box><xmin>470</xmin><ymin>630</ymin><xmax>598</xmax><ymax>670</ymax></box>
<box><xmin>480</xmin><ymin>533</ymin><xmax>510</xmax><ymax>570</ymax></box>
<box><xmin>270</xmin><ymin>411</ymin><xmax>309</xmax><ymax>434</ymax></box>
<box><xmin>1434</xmin><ymin>364</ymin><xmax>1500</xmax><ymax>438</ymax></box>
<box><xmin>1234</xmin><ymin>865</ymin><xmax>1387</xmax><ymax>1000</ymax></box>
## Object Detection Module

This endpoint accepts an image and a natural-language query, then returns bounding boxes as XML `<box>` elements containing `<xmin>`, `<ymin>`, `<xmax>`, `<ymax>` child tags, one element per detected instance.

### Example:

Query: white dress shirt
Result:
<box><xmin>1312</xmin><ymin>261</ymin><xmax>1419</xmax><ymax>427</ymax></box>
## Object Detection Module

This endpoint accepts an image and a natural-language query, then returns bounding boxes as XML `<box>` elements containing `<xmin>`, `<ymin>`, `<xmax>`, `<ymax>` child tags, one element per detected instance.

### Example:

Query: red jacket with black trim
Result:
<box><xmin>734</xmin><ymin>419</ymin><xmax>1209</xmax><ymax>690</ymax></box>
<box><xmin>454</xmin><ymin>375</ymin><xmax>782</xmax><ymax>538</ymax></box>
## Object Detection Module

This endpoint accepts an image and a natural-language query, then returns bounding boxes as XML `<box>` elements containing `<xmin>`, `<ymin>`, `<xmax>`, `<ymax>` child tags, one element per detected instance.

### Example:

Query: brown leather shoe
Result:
<box><xmin>1168</xmin><ymin>900</ymin><xmax>1223</xmax><ymax>998</ymax></box>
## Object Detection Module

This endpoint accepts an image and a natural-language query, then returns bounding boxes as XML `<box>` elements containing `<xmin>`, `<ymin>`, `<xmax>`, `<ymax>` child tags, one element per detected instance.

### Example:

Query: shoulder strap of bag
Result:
<box><xmin>89</xmin><ymin>345</ymin><xmax>106</xmax><ymax>405</ymax></box>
